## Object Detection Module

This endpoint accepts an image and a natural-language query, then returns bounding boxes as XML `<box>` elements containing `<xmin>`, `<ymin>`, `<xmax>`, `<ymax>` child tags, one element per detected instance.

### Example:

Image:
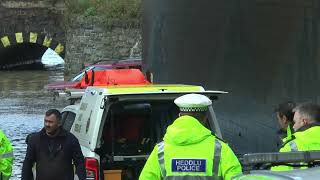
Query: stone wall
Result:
<box><xmin>65</xmin><ymin>16</ymin><xmax>142</xmax><ymax>73</ymax></box>
<box><xmin>0</xmin><ymin>0</ymin><xmax>65</xmax><ymax>44</ymax></box>
<box><xmin>0</xmin><ymin>0</ymin><xmax>66</xmax><ymax>62</ymax></box>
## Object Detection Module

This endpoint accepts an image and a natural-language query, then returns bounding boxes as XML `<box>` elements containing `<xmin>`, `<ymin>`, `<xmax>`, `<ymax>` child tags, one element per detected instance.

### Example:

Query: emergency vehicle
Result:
<box><xmin>59</xmin><ymin>86</ymin><xmax>320</xmax><ymax>180</ymax></box>
<box><xmin>60</xmin><ymin>84</ymin><xmax>226</xmax><ymax>179</ymax></box>
<box><xmin>56</xmin><ymin>69</ymin><xmax>320</xmax><ymax>180</ymax></box>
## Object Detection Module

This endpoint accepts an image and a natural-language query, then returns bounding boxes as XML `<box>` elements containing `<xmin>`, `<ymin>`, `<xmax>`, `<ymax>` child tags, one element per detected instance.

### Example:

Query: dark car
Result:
<box><xmin>44</xmin><ymin>58</ymin><xmax>142</xmax><ymax>90</ymax></box>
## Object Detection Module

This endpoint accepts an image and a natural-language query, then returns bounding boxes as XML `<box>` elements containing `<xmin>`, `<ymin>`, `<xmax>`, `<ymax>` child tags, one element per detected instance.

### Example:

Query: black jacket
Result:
<box><xmin>22</xmin><ymin>127</ymin><xmax>86</xmax><ymax>180</ymax></box>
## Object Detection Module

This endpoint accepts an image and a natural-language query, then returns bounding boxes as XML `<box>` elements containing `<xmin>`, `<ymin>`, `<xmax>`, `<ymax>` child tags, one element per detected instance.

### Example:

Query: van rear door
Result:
<box><xmin>72</xmin><ymin>88</ymin><xmax>106</xmax><ymax>152</ymax></box>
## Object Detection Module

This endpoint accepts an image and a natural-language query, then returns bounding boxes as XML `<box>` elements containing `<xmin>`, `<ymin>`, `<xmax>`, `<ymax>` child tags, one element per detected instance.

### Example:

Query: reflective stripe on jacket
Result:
<box><xmin>157</xmin><ymin>139</ymin><xmax>223</xmax><ymax>180</ymax></box>
<box><xmin>139</xmin><ymin>115</ymin><xmax>242</xmax><ymax>180</ymax></box>
<box><xmin>0</xmin><ymin>152</ymin><xmax>13</xmax><ymax>159</ymax></box>
<box><xmin>272</xmin><ymin>124</ymin><xmax>320</xmax><ymax>171</ymax></box>
<box><xmin>0</xmin><ymin>130</ymin><xmax>13</xmax><ymax>179</ymax></box>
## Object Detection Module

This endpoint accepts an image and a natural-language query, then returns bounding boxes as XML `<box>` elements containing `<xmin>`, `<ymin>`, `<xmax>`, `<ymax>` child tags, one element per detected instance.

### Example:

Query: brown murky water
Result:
<box><xmin>0</xmin><ymin>70</ymin><xmax>70</xmax><ymax>179</ymax></box>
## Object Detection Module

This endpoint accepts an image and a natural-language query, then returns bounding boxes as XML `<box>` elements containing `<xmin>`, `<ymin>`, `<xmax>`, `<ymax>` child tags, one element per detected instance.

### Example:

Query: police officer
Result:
<box><xmin>274</xmin><ymin>101</ymin><xmax>296</xmax><ymax>144</ymax></box>
<box><xmin>139</xmin><ymin>93</ymin><xmax>242</xmax><ymax>180</ymax></box>
<box><xmin>272</xmin><ymin>103</ymin><xmax>320</xmax><ymax>171</ymax></box>
<box><xmin>0</xmin><ymin>130</ymin><xmax>13</xmax><ymax>180</ymax></box>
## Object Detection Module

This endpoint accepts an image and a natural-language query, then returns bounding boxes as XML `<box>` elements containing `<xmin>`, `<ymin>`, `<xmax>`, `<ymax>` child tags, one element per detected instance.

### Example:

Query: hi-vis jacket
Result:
<box><xmin>272</xmin><ymin>124</ymin><xmax>320</xmax><ymax>171</ymax></box>
<box><xmin>281</xmin><ymin>125</ymin><xmax>294</xmax><ymax>144</ymax></box>
<box><xmin>0</xmin><ymin>130</ymin><xmax>13</xmax><ymax>180</ymax></box>
<box><xmin>139</xmin><ymin>115</ymin><xmax>242</xmax><ymax>180</ymax></box>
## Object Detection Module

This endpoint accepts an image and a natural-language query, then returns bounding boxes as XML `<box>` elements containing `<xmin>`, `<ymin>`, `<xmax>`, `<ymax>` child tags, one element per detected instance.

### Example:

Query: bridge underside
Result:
<box><xmin>0</xmin><ymin>43</ymin><xmax>48</xmax><ymax>70</ymax></box>
<box><xmin>143</xmin><ymin>0</ymin><xmax>320</xmax><ymax>155</ymax></box>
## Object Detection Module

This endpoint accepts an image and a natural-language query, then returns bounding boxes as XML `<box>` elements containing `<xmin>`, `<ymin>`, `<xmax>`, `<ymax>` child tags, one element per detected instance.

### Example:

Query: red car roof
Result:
<box><xmin>45</xmin><ymin>59</ymin><xmax>144</xmax><ymax>90</ymax></box>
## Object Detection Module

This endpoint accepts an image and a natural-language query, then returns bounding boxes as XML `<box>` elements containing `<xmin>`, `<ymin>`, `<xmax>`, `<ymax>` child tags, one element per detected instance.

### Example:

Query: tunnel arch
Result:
<box><xmin>0</xmin><ymin>32</ymin><xmax>65</xmax><ymax>57</ymax></box>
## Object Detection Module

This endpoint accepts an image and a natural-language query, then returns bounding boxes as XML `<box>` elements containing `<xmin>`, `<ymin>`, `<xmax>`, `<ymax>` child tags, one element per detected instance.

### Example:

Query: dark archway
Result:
<box><xmin>0</xmin><ymin>32</ymin><xmax>65</xmax><ymax>70</ymax></box>
<box><xmin>0</xmin><ymin>43</ymin><xmax>48</xmax><ymax>70</ymax></box>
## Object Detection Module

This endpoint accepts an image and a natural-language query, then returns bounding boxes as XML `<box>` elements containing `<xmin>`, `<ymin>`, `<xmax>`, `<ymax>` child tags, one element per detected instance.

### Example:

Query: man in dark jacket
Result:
<box><xmin>22</xmin><ymin>109</ymin><xmax>86</xmax><ymax>180</ymax></box>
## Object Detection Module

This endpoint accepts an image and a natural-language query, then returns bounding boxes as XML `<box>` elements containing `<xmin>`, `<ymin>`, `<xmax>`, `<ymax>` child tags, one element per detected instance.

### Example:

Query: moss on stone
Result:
<box><xmin>64</xmin><ymin>0</ymin><xmax>141</xmax><ymax>27</ymax></box>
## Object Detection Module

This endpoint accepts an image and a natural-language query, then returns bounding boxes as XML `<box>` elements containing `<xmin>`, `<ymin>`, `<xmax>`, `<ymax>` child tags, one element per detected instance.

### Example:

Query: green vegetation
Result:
<box><xmin>65</xmin><ymin>0</ymin><xmax>141</xmax><ymax>26</ymax></box>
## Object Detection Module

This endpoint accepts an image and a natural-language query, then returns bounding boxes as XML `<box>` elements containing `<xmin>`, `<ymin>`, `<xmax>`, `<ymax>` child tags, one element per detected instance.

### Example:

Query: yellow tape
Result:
<box><xmin>30</xmin><ymin>32</ymin><xmax>38</xmax><ymax>43</ymax></box>
<box><xmin>1</xmin><ymin>36</ymin><xmax>10</xmax><ymax>47</ymax></box>
<box><xmin>43</xmin><ymin>36</ymin><xmax>52</xmax><ymax>47</ymax></box>
<box><xmin>105</xmin><ymin>85</ymin><xmax>203</xmax><ymax>94</ymax></box>
<box><xmin>55</xmin><ymin>43</ymin><xmax>64</xmax><ymax>54</ymax></box>
<box><xmin>15</xmin><ymin>32</ymin><xmax>23</xmax><ymax>43</ymax></box>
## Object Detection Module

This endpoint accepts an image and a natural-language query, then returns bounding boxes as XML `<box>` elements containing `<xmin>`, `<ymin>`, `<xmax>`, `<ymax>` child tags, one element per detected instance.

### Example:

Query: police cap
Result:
<box><xmin>174</xmin><ymin>93</ymin><xmax>212</xmax><ymax>112</ymax></box>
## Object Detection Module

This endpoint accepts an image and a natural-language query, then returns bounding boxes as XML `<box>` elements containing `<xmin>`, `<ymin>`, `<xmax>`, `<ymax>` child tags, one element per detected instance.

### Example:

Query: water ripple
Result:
<box><xmin>0</xmin><ymin>70</ymin><xmax>70</xmax><ymax>179</ymax></box>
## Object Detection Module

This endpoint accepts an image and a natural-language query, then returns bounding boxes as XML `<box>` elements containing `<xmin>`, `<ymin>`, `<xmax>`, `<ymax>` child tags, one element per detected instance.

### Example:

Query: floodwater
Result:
<box><xmin>0</xmin><ymin>70</ymin><xmax>70</xmax><ymax>179</ymax></box>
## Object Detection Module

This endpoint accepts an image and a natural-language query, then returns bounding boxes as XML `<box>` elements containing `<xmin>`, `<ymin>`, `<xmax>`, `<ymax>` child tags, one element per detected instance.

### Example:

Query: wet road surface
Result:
<box><xmin>0</xmin><ymin>71</ymin><xmax>70</xmax><ymax>179</ymax></box>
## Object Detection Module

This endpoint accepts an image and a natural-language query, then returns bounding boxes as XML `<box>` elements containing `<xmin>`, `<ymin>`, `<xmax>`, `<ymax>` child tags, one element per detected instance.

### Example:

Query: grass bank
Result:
<box><xmin>65</xmin><ymin>0</ymin><xmax>141</xmax><ymax>27</ymax></box>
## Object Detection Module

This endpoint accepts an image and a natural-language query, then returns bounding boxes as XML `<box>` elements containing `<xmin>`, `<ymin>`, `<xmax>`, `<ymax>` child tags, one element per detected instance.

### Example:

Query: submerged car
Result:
<box><xmin>44</xmin><ymin>58</ymin><xmax>142</xmax><ymax>90</ymax></box>
<box><xmin>41</xmin><ymin>48</ymin><xmax>65</xmax><ymax>70</ymax></box>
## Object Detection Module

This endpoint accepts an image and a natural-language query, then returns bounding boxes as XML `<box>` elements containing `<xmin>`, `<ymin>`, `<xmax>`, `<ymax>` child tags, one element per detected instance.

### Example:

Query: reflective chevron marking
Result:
<box><xmin>1</xmin><ymin>33</ymin><xmax>65</xmax><ymax>55</ymax></box>
<box><xmin>15</xmin><ymin>32</ymin><xmax>23</xmax><ymax>43</ymax></box>
<box><xmin>55</xmin><ymin>43</ymin><xmax>64</xmax><ymax>55</ymax></box>
<box><xmin>43</xmin><ymin>36</ymin><xmax>52</xmax><ymax>47</ymax></box>
<box><xmin>30</xmin><ymin>32</ymin><xmax>38</xmax><ymax>43</ymax></box>
<box><xmin>1</xmin><ymin>36</ymin><xmax>10</xmax><ymax>47</ymax></box>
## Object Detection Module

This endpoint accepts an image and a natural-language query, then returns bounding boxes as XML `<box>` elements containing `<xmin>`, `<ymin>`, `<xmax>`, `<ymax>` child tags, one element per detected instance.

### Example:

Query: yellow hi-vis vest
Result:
<box><xmin>157</xmin><ymin>138</ymin><xmax>223</xmax><ymax>180</ymax></box>
<box><xmin>0</xmin><ymin>130</ymin><xmax>13</xmax><ymax>180</ymax></box>
<box><xmin>139</xmin><ymin>115</ymin><xmax>242</xmax><ymax>180</ymax></box>
<box><xmin>272</xmin><ymin>125</ymin><xmax>320</xmax><ymax>171</ymax></box>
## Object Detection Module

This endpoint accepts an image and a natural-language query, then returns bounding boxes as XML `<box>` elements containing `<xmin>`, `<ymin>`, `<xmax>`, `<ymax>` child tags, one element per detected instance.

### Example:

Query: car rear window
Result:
<box><xmin>61</xmin><ymin>111</ymin><xmax>76</xmax><ymax>131</ymax></box>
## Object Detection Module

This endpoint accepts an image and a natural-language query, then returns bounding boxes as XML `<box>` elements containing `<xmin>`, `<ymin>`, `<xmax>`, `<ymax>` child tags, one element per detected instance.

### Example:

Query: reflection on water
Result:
<box><xmin>0</xmin><ymin>71</ymin><xmax>70</xmax><ymax>179</ymax></box>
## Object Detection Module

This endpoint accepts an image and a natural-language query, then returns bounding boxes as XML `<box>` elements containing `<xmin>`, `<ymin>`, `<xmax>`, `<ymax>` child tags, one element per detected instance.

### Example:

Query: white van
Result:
<box><xmin>61</xmin><ymin>84</ymin><xmax>226</xmax><ymax>180</ymax></box>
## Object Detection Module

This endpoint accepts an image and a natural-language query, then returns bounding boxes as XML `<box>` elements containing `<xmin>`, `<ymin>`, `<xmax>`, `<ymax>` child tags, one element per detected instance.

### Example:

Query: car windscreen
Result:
<box><xmin>70</xmin><ymin>66</ymin><xmax>111</xmax><ymax>82</ymax></box>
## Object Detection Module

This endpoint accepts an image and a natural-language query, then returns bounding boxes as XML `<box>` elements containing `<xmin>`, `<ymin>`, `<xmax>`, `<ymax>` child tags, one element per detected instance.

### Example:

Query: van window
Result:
<box><xmin>61</xmin><ymin>111</ymin><xmax>76</xmax><ymax>131</ymax></box>
<box><xmin>98</xmin><ymin>101</ymin><xmax>179</xmax><ymax>172</ymax></box>
<box><xmin>102</xmin><ymin>103</ymin><xmax>152</xmax><ymax>155</ymax></box>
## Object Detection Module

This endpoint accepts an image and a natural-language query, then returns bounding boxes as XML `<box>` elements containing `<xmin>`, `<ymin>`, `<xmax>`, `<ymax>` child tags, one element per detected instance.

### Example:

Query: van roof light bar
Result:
<box><xmin>243</xmin><ymin>151</ymin><xmax>320</xmax><ymax>165</ymax></box>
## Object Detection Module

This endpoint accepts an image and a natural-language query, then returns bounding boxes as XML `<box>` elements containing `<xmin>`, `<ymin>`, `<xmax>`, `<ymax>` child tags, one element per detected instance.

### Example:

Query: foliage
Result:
<box><xmin>65</xmin><ymin>0</ymin><xmax>141</xmax><ymax>26</ymax></box>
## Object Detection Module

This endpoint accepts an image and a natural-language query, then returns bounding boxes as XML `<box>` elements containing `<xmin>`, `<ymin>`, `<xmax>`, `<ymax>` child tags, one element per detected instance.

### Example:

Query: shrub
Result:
<box><xmin>65</xmin><ymin>0</ymin><xmax>141</xmax><ymax>26</ymax></box>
